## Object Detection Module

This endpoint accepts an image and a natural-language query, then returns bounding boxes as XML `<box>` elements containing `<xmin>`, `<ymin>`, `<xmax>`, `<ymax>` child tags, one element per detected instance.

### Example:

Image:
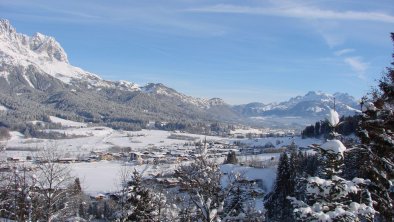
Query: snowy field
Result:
<box><xmin>236</xmin><ymin>136</ymin><xmax>320</xmax><ymax>149</ymax></box>
<box><xmin>0</xmin><ymin>105</ymin><xmax>7</xmax><ymax>111</ymax></box>
<box><xmin>1</xmin><ymin>117</ymin><xmax>324</xmax><ymax>195</ymax></box>
<box><xmin>4</xmin><ymin>127</ymin><xmax>228</xmax><ymax>158</ymax></box>
<box><xmin>49</xmin><ymin>116</ymin><xmax>88</xmax><ymax>127</ymax></box>
<box><xmin>71</xmin><ymin>161</ymin><xmax>277</xmax><ymax>195</ymax></box>
<box><xmin>221</xmin><ymin>164</ymin><xmax>277</xmax><ymax>192</ymax></box>
<box><xmin>71</xmin><ymin>161</ymin><xmax>181</xmax><ymax>195</ymax></box>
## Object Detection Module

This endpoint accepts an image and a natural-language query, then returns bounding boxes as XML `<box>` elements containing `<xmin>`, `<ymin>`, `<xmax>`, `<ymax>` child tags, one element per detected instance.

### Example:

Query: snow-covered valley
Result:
<box><xmin>1</xmin><ymin>117</ymin><xmax>322</xmax><ymax>195</ymax></box>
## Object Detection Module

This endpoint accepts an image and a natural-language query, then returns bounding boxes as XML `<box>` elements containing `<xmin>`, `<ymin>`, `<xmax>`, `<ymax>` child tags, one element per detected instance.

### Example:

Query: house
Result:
<box><xmin>7</xmin><ymin>157</ymin><xmax>21</xmax><ymax>162</ymax></box>
<box><xmin>234</xmin><ymin>133</ymin><xmax>245</xmax><ymax>138</ymax></box>
<box><xmin>130</xmin><ymin>152</ymin><xmax>142</xmax><ymax>161</ymax></box>
<box><xmin>57</xmin><ymin>158</ymin><xmax>77</xmax><ymax>164</ymax></box>
<box><xmin>95</xmin><ymin>193</ymin><xmax>106</xmax><ymax>201</ymax></box>
<box><xmin>111</xmin><ymin>153</ymin><xmax>123</xmax><ymax>161</ymax></box>
<box><xmin>100</xmin><ymin>153</ymin><xmax>115</xmax><ymax>161</ymax></box>
<box><xmin>0</xmin><ymin>166</ymin><xmax>11</xmax><ymax>172</ymax></box>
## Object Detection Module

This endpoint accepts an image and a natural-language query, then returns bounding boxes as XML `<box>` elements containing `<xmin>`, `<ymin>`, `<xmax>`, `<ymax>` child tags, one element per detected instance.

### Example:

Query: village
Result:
<box><xmin>0</xmin><ymin>117</ymin><xmax>321</xmax><ymax>211</ymax></box>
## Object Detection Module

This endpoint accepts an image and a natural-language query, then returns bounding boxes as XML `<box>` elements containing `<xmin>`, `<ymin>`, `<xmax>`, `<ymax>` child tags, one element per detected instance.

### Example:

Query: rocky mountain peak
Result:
<box><xmin>208</xmin><ymin>98</ymin><xmax>226</xmax><ymax>106</ymax></box>
<box><xmin>0</xmin><ymin>19</ymin><xmax>68</xmax><ymax>63</ymax></box>
<box><xmin>29</xmin><ymin>32</ymin><xmax>69</xmax><ymax>63</ymax></box>
<box><xmin>0</xmin><ymin>19</ymin><xmax>16</xmax><ymax>35</ymax></box>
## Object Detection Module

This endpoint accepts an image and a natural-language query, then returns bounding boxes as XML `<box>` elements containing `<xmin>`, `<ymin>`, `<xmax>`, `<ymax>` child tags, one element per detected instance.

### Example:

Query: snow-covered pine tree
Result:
<box><xmin>177</xmin><ymin>142</ymin><xmax>224</xmax><ymax>222</ymax></box>
<box><xmin>224</xmin><ymin>186</ymin><xmax>245</xmax><ymax>219</ymax></box>
<box><xmin>265</xmin><ymin>152</ymin><xmax>295</xmax><ymax>221</ymax></box>
<box><xmin>123</xmin><ymin>170</ymin><xmax>155</xmax><ymax>222</ymax></box>
<box><xmin>288</xmin><ymin>109</ymin><xmax>376</xmax><ymax>221</ymax></box>
<box><xmin>65</xmin><ymin>178</ymin><xmax>88</xmax><ymax>220</ymax></box>
<box><xmin>356</xmin><ymin>33</ymin><xmax>394</xmax><ymax>221</ymax></box>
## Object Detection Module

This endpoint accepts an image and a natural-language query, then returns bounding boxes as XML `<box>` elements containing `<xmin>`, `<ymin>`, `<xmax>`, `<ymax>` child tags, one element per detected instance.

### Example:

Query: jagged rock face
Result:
<box><xmin>29</xmin><ymin>32</ymin><xmax>68</xmax><ymax>62</ymax></box>
<box><xmin>0</xmin><ymin>19</ymin><xmax>68</xmax><ymax>63</ymax></box>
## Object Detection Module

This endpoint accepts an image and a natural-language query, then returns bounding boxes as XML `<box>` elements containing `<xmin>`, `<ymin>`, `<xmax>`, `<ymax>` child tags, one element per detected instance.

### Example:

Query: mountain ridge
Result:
<box><xmin>0</xmin><ymin>19</ymin><xmax>360</xmax><ymax>130</ymax></box>
<box><xmin>233</xmin><ymin>90</ymin><xmax>360</xmax><ymax>122</ymax></box>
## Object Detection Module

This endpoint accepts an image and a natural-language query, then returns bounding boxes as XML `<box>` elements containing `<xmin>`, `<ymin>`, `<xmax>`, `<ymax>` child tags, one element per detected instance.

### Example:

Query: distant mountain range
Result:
<box><xmin>234</xmin><ymin>91</ymin><xmax>360</xmax><ymax>118</ymax></box>
<box><xmin>0</xmin><ymin>19</ymin><xmax>360</xmax><ymax>130</ymax></box>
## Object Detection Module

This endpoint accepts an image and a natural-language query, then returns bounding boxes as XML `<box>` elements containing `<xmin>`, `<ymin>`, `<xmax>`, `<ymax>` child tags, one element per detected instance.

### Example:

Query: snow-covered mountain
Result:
<box><xmin>0</xmin><ymin>19</ymin><xmax>361</xmax><ymax>130</ymax></box>
<box><xmin>0</xmin><ymin>19</ymin><xmax>102</xmax><ymax>85</ymax></box>
<box><xmin>234</xmin><ymin>91</ymin><xmax>360</xmax><ymax>118</ymax></box>
<box><xmin>0</xmin><ymin>19</ymin><xmax>238</xmax><ymax>128</ymax></box>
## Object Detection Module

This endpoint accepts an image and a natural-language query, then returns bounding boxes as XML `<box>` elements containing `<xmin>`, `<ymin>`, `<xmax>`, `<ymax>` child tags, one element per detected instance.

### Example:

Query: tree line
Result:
<box><xmin>301</xmin><ymin>115</ymin><xmax>360</xmax><ymax>139</ymax></box>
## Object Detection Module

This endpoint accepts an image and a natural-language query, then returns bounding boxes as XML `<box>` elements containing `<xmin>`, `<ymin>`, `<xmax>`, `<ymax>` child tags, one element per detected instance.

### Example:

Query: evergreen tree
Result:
<box><xmin>224</xmin><ymin>151</ymin><xmax>238</xmax><ymax>164</ymax></box>
<box><xmin>289</xmin><ymin>110</ymin><xmax>376</xmax><ymax>221</ymax></box>
<box><xmin>292</xmin><ymin>152</ymin><xmax>320</xmax><ymax>205</ymax></box>
<box><xmin>224</xmin><ymin>186</ymin><xmax>245</xmax><ymax>219</ymax></box>
<box><xmin>265</xmin><ymin>153</ymin><xmax>295</xmax><ymax>221</ymax></box>
<box><xmin>124</xmin><ymin>170</ymin><xmax>155</xmax><ymax>221</ymax></box>
<box><xmin>314</xmin><ymin>121</ymin><xmax>321</xmax><ymax>137</ymax></box>
<box><xmin>356</xmin><ymin>33</ymin><xmax>394</xmax><ymax>221</ymax></box>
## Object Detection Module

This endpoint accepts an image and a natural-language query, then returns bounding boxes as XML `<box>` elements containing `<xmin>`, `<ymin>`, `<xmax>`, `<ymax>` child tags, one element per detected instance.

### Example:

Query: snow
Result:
<box><xmin>0</xmin><ymin>20</ymin><xmax>142</xmax><ymax>92</ymax></box>
<box><xmin>23</xmin><ymin>73</ymin><xmax>35</xmax><ymax>88</ymax></box>
<box><xmin>345</xmin><ymin>105</ymin><xmax>361</xmax><ymax>113</ymax></box>
<box><xmin>307</xmin><ymin>106</ymin><xmax>324</xmax><ymax>113</ymax></box>
<box><xmin>235</xmin><ymin>136</ymin><xmax>321</xmax><ymax>149</ymax></box>
<box><xmin>237</xmin><ymin>153</ymin><xmax>281</xmax><ymax>162</ymax></box>
<box><xmin>321</xmin><ymin>140</ymin><xmax>346</xmax><ymax>155</ymax></box>
<box><xmin>362</xmin><ymin>102</ymin><xmax>377</xmax><ymax>112</ymax></box>
<box><xmin>4</xmin><ymin>127</ymin><xmax>228</xmax><ymax>159</ymax></box>
<box><xmin>8</xmin><ymin>131</ymin><xmax>24</xmax><ymax>140</ymax></box>
<box><xmin>221</xmin><ymin>164</ymin><xmax>277</xmax><ymax>193</ymax></box>
<box><xmin>4</xmin><ymin>126</ymin><xmax>285</xmax><ymax>196</ymax></box>
<box><xmin>49</xmin><ymin>116</ymin><xmax>87</xmax><ymax>127</ymax></box>
<box><xmin>141</xmin><ymin>83</ymin><xmax>216</xmax><ymax>108</ymax></box>
<box><xmin>71</xmin><ymin>161</ymin><xmax>178</xmax><ymax>195</ymax></box>
<box><xmin>327</xmin><ymin>109</ymin><xmax>340</xmax><ymax>126</ymax></box>
<box><xmin>29</xmin><ymin>120</ymin><xmax>45</xmax><ymax>126</ymax></box>
<box><xmin>230</xmin><ymin>128</ymin><xmax>263</xmax><ymax>135</ymax></box>
<box><xmin>0</xmin><ymin>104</ymin><xmax>7</xmax><ymax>111</ymax></box>
<box><xmin>3</xmin><ymin>118</ymin><xmax>322</xmax><ymax>201</ymax></box>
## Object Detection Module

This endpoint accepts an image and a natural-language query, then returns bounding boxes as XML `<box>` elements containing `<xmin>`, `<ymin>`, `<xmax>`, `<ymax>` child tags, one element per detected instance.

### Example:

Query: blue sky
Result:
<box><xmin>1</xmin><ymin>0</ymin><xmax>393</xmax><ymax>104</ymax></box>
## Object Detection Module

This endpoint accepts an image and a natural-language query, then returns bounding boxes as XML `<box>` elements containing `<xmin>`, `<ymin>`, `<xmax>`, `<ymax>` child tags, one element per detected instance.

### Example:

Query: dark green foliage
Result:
<box><xmin>224</xmin><ymin>151</ymin><xmax>238</xmax><ymax>164</ymax></box>
<box><xmin>355</xmin><ymin>32</ymin><xmax>394</xmax><ymax>221</ymax></box>
<box><xmin>0</xmin><ymin>127</ymin><xmax>10</xmax><ymax>140</ymax></box>
<box><xmin>302</xmin><ymin>115</ymin><xmax>360</xmax><ymax>139</ymax></box>
<box><xmin>264</xmin><ymin>153</ymin><xmax>294</xmax><ymax>221</ymax></box>
<box><xmin>265</xmin><ymin>151</ymin><xmax>320</xmax><ymax>222</ymax></box>
<box><xmin>0</xmin><ymin>66</ymin><xmax>241</xmax><ymax>133</ymax></box>
<box><xmin>343</xmin><ymin>147</ymin><xmax>370</xmax><ymax>180</ymax></box>
<box><xmin>224</xmin><ymin>186</ymin><xmax>245</xmax><ymax>218</ymax></box>
<box><xmin>124</xmin><ymin>170</ymin><xmax>155</xmax><ymax>221</ymax></box>
<box><xmin>290</xmin><ymin>112</ymin><xmax>376</xmax><ymax>221</ymax></box>
<box><xmin>155</xmin><ymin>121</ymin><xmax>187</xmax><ymax>131</ymax></box>
<box><xmin>314</xmin><ymin>121</ymin><xmax>321</xmax><ymax>137</ymax></box>
<box><xmin>301</xmin><ymin>124</ymin><xmax>315</xmax><ymax>138</ymax></box>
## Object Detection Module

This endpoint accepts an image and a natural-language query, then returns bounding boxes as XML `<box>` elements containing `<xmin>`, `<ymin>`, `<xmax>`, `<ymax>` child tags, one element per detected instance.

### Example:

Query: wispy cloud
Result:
<box><xmin>1</xmin><ymin>0</ymin><xmax>229</xmax><ymax>36</ymax></box>
<box><xmin>333</xmin><ymin>48</ymin><xmax>368</xmax><ymax>81</ymax></box>
<box><xmin>319</xmin><ymin>31</ymin><xmax>345</xmax><ymax>48</ymax></box>
<box><xmin>187</xmin><ymin>4</ymin><xmax>394</xmax><ymax>23</ymax></box>
<box><xmin>335</xmin><ymin>48</ymin><xmax>355</xmax><ymax>56</ymax></box>
<box><xmin>344</xmin><ymin>57</ymin><xmax>368</xmax><ymax>80</ymax></box>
